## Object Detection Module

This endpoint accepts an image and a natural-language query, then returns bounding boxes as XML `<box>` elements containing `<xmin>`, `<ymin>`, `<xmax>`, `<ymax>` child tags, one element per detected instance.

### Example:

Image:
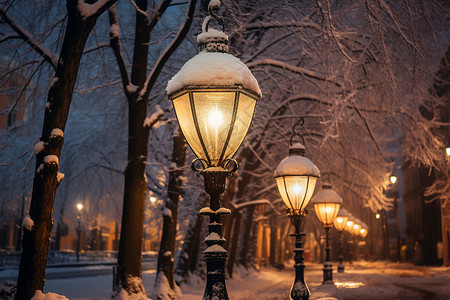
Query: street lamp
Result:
<box><xmin>311</xmin><ymin>184</ymin><xmax>342</xmax><ymax>284</ymax></box>
<box><xmin>167</xmin><ymin>1</ymin><xmax>261</xmax><ymax>298</ymax></box>
<box><xmin>274</xmin><ymin>118</ymin><xmax>320</xmax><ymax>300</ymax></box>
<box><xmin>76</xmin><ymin>203</ymin><xmax>83</xmax><ymax>263</ymax></box>
<box><xmin>360</xmin><ymin>222</ymin><xmax>368</xmax><ymax>238</ymax></box>
<box><xmin>333</xmin><ymin>208</ymin><xmax>350</xmax><ymax>273</ymax></box>
<box><xmin>446</xmin><ymin>147</ymin><xmax>450</xmax><ymax>157</ymax></box>
<box><xmin>388</xmin><ymin>173</ymin><xmax>401</xmax><ymax>262</ymax></box>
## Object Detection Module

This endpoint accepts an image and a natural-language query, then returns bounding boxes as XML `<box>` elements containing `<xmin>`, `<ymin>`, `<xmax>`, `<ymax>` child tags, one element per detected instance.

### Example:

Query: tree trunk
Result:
<box><xmin>238</xmin><ymin>206</ymin><xmax>255</xmax><ymax>268</ymax></box>
<box><xmin>14</xmin><ymin>1</ymin><xmax>116</xmax><ymax>299</ymax></box>
<box><xmin>115</xmin><ymin>0</ymin><xmax>151</xmax><ymax>295</ymax></box>
<box><xmin>155</xmin><ymin>130</ymin><xmax>186</xmax><ymax>299</ymax></box>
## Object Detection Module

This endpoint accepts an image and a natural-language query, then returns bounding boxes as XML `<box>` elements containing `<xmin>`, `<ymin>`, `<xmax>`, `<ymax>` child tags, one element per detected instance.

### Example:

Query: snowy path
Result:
<box><xmin>2</xmin><ymin>261</ymin><xmax>449</xmax><ymax>299</ymax></box>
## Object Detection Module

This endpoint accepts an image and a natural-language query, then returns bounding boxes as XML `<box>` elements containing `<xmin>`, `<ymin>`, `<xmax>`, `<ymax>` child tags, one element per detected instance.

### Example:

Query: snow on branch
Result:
<box><xmin>143</xmin><ymin>105</ymin><xmax>164</xmax><ymax>128</ymax></box>
<box><xmin>77</xmin><ymin>0</ymin><xmax>115</xmax><ymax>20</ymax></box>
<box><xmin>23</xmin><ymin>215</ymin><xmax>34</xmax><ymax>231</ymax></box>
<box><xmin>232</xmin><ymin>199</ymin><xmax>281</xmax><ymax>215</ymax></box>
<box><xmin>246</xmin><ymin>59</ymin><xmax>342</xmax><ymax>87</ymax></box>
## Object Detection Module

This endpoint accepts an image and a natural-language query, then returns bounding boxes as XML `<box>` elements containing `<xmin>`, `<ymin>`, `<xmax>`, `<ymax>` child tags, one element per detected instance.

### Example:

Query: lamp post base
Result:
<box><xmin>322</xmin><ymin>261</ymin><xmax>333</xmax><ymax>284</ymax></box>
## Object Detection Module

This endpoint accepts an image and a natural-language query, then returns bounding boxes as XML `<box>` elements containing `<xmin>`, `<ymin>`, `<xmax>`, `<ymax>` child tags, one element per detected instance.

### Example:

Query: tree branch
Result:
<box><xmin>0</xmin><ymin>9</ymin><xmax>58</xmax><ymax>69</ymax></box>
<box><xmin>140</xmin><ymin>0</ymin><xmax>197</xmax><ymax>100</ymax></box>
<box><xmin>108</xmin><ymin>5</ymin><xmax>130</xmax><ymax>90</ymax></box>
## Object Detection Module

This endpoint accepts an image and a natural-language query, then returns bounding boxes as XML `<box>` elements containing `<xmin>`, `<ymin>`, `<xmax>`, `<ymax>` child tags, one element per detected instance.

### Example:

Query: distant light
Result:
<box><xmin>76</xmin><ymin>203</ymin><xmax>83</xmax><ymax>212</ymax></box>
<box><xmin>150</xmin><ymin>197</ymin><xmax>157</xmax><ymax>203</ymax></box>
<box><xmin>375</xmin><ymin>213</ymin><xmax>380</xmax><ymax>219</ymax></box>
<box><xmin>390</xmin><ymin>175</ymin><xmax>397</xmax><ymax>184</ymax></box>
<box><xmin>446</xmin><ymin>147</ymin><xmax>450</xmax><ymax>157</ymax></box>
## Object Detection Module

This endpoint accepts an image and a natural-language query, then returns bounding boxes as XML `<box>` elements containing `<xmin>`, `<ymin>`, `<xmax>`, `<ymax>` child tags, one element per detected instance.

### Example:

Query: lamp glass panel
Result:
<box><xmin>360</xmin><ymin>229</ymin><xmax>368</xmax><ymax>238</ymax></box>
<box><xmin>353</xmin><ymin>224</ymin><xmax>361</xmax><ymax>235</ymax></box>
<box><xmin>276</xmin><ymin>176</ymin><xmax>317</xmax><ymax>211</ymax></box>
<box><xmin>333</xmin><ymin>216</ymin><xmax>348</xmax><ymax>231</ymax></box>
<box><xmin>222</xmin><ymin>93</ymin><xmax>256</xmax><ymax>161</ymax></box>
<box><xmin>172</xmin><ymin>93</ymin><xmax>204</xmax><ymax>161</ymax></box>
<box><xmin>345</xmin><ymin>220</ymin><xmax>355</xmax><ymax>232</ymax></box>
<box><xmin>314</xmin><ymin>202</ymin><xmax>341</xmax><ymax>226</ymax></box>
<box><xmin>192</xmin><ymin>91</ymin><xmax>236</xmax><ymax>166</ymax></box>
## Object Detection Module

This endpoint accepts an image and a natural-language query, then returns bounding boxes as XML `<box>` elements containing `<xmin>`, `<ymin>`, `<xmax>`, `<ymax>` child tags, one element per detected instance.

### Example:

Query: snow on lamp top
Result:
<box><xmin>166</xmin><ymin>51</ymin><xmax>261</xmax><ymax>97</ymax></box>
<box><xmin>274</xmin><ymin>143</ymin><xmax>320</xmax><ymax>178</ymax></box>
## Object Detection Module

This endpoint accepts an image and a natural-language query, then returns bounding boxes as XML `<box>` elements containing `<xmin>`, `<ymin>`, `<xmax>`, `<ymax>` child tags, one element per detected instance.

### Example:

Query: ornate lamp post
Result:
<box><xmin>274</xmin><ymin>118</ymin><xmax>320</xmax><ymax>300</ymax></box>
<box><xmin>333</xmin><ymin>208</ymin><xmax>349</xmax><ymax>272</ymax></box>
<box><xmin>311</xmin><ymin>184</ymin><xmax>342</xmax><ymax>284</ymax></box>
<box><xmin>167</xmin><ymin>1</ymin><xmax>261</xmax><ymax>298</ymax></box>
<box><xmin>76</xmin><ymin>203</ymin><xmax>83</xmax><ymax>263</ymax></box>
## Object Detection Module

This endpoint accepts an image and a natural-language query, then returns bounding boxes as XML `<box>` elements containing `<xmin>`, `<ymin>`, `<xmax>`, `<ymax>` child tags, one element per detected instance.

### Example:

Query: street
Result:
<box><xmin>5</xmin><ymin>261</ymin><xmax>445</xmax><ymax>299</ymax></box>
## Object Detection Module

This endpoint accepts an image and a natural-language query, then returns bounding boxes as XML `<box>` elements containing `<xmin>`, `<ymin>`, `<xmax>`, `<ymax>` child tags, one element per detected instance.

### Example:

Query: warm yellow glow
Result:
<box><xmin>313</xmin><ymin>202</ymin><xmax>341</xmax><ymax>226</ymax></box>
<box><xmin>353</xmin><ymin>223</ymin><xmax>361</xmax><ymax>235</ymax></box>
<box><xmin>375</xmin><ymin>213</ymin><xmax>380</xmax><ymax>219</ymax></box>
<box><xmin>335</xmin><ymin>281</ymin><xmax>364</xmax><ymax>288</ymax></box>
<box><xmin>345</xmin><ymin>219</ymin><xmax>355</xmax><ymax>232</ymax></box>
<box><xmin>171</xmin><ymin>89</ymin><xmax>257</xmax><ymax>167</ymax></box>
<box><xmin>390</xmin><ymin>175</ymin><xmax>397</xmax><ymax>184</ymax></box>
<box><xmin>150</xmin><ymin>197</ymin><xmax>157</xmax><ymax>203</ymax></box>
<box><xmin>360</xmin><ymin>228</ymin><xmax>368</xmax><ymax>238</ymax></box>
<box><xmin>76</xmin><ymin>203</ymin><xmax>83</xmax><ymax>212</ymax></box>
<box><xmin>334</xmin><ymin>215</ymin><xmax>348</xmax><ymax>231</ymax></box>
<box><xmin>276</xmin><ymin>176</ymin><xmax>317</xmax><ymax>211</ymax></box>
<box><xmin>208</xmin><ymin>110</ymin><xmax>224</xmax><ymax>128</ymax></box>
<box><xmin>446</xmin><ymin>147</ymin><xmax>450</xmax><ymax>156</ymax></box>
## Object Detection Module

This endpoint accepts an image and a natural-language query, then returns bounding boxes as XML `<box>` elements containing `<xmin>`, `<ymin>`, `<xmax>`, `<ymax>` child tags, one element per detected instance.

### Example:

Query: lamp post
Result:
<box><xmin>345</xmin><ymin>215</ymin><xmax>355</xmax><ymax>263</ymax></box>
<box><xmin>311</xmin><ymin>184</ymin><xmax>342</xmax><ymax>284</ymax></box>
<box><xmin>76</xmin><ymin>203</ymin><xmax>83</xmax><ymax>263</ymax></box>
<box><xmin>167</xmin><ymin>1</ymin><xmax>261</xmax><ymax>298</ymax></box>
<box><xmin>333</xmin><ymin>208</ymin><xmax>349</xmax><ymax>272</ymax></box>
<box><xmin>352</xmin><ymin>218</ymin><xmax>362</xmax><ymax>261</ymax></box>
<box><xmin>274</xmin><ymin>118</ymin><xmax>320</xmax><ymax>300</ymax></box>
<box><xmin>389</xmin><ymin>174</ymin><xmax>401</xmax><ymax>262</ymax></box>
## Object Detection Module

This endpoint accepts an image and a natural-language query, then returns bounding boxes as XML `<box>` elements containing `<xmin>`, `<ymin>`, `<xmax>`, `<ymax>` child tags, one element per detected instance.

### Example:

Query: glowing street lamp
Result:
<box><xmin>311</xmin><ymin>184</ymin><xmax>342</xmax><ymax>284</ymax></box>
<box><xmin>389</xmin><ymin>174</ymin><xmax>397</xmax><ymax>184</ymax></box>
<box><xmin>76</xmin><ymin>203</ymin><xmax>83</xmax><ymax>263</ymax></box>
<box><xmin>446</xmin><ymin>147</ymin><xmax>450</xmax><ymax>157</ymax></box>
<box><xmin>333</xmin><ymin>208</ymin><xmax>350</xmax><ymax>273</ymax></box>
<box><xmin>274</xmin><ymin>118</ymin><xmax>320</xmax><ymax>300</ymax></box>
<box><xmin>167</xmin><ymin>1</ymin><xmax>261</xmax><ymax>298</ymax></box>
<box><xmin>360</xmin><ymin>222</ymin><xmax>368</xmax><ymax>238</ymax></box>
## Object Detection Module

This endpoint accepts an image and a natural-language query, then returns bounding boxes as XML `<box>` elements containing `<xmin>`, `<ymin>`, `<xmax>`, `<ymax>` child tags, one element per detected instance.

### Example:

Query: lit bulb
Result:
<box><xmin>325</xmin><ymin>206</ymin><xmax>333</xmax><ymax>213</ymax></box>
<box><xmin>390</xmin><ymin>175</ymin><xmax>397</xmax><ymax>184</ymax></box>
<box><xmin>293</xmin><ymin>184</ymin><xmax>304</xmax><ymax>195</ymax></box>
<box><xmin>337</xmin><ymin>218</ymin><xmax>343</xmax><ymax>223</ymax></box>
<box><xmin>353</xmin><ymin>224</ymin><xmax>358</xmax><ymax>230</ymax></box>
<box><xmin>76</xmin><ymin>203</ymin><xmax>83</xmax><ymax>212</ymax></box>
<box><xmin>375</xmin><ymin>213</ymin><xmax>380</xmax><ymax>219</ymax></box>
<box><xmin>346</xmin><ymin>221</ymin><xmax>352</xmax><ymax>226</ymax></box>
<box><xmin>446</xmin><ymin>147</ymin><xmax>450</xmax><ymax>156</ymax></box>
<box><xmin>360</xmin><ymin>229</ymin><xmax>366</xmax><ymax>234</ymax></box>
<box><xmin>208</xmin><ymin>110</ymin><xmax>223</xmax><ymax>128</ymax></box>
<box><xmin>150</xmin><ymin>197</ymin><xmax>156</xmax><ymax>203</ymax></box>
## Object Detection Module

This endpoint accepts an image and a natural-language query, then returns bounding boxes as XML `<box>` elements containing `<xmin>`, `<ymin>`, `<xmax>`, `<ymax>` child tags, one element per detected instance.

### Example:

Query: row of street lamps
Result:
<box><xmin>165</xmin><ymin>1</ymin><xmax>371</xmax><ymax>299</ymax></box>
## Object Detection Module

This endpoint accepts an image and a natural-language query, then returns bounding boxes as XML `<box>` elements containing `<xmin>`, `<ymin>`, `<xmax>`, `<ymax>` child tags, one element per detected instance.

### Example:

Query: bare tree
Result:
<box><xmin>1</xmin><ymin>1</ymin><xmax>117</xmax><ymax>299</ymax></box>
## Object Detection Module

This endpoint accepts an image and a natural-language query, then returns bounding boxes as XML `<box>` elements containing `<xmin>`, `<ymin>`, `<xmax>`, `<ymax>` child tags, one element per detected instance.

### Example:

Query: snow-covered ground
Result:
<box><xmin>1</xmin><ymin>261</ymin><xmax>449</xmax><ymax>299</ymax></box>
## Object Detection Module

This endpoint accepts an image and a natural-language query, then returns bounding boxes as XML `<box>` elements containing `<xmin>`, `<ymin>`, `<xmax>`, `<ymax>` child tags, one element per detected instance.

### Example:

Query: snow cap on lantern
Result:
<box><xmin>311</xmin><ymin>183</ymin><xmax>343</xmax><ymax>227</ymax></box>
<box><xmin>274</xmin><ymin>142</ymin><xmax>320</xmax><ymax>212</ymax></box>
